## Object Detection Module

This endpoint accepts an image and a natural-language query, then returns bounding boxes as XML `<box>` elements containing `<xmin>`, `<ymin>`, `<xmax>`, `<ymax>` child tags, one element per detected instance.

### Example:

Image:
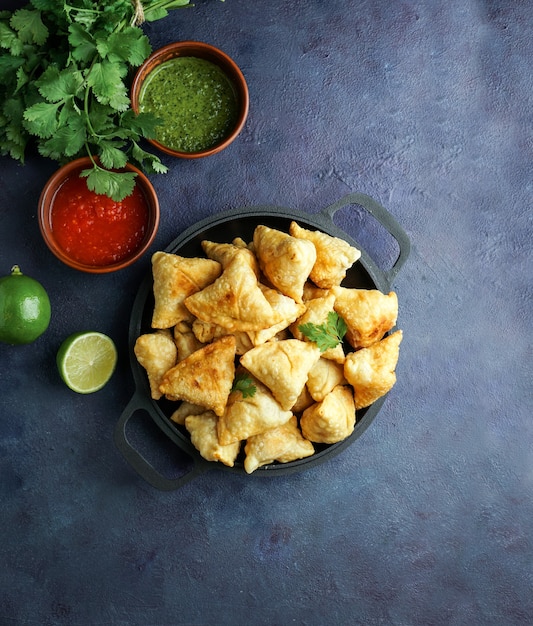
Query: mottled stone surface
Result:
<box><xmin>0</xmin><ymin>1</ymin><xmax>532</xmax><ymax>624</ymax></box>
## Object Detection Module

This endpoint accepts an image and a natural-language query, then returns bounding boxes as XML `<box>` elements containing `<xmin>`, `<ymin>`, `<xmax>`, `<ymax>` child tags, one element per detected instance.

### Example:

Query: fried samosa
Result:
<box><xmin>243</xmin><ymin>416</ymin><xmax>315</xmax><ymax>474</ymax></box>
<box><xmin>173</xmin><ymin>321</ymin><xmax>204</xmax><ymax>362</ymax></box>
<box><xmin>201</xmin><ymin>240</ymin><xmax>260</xmax><ymax>276</ymax></box>
<box><xmin>151</xmin><ymin>251</ymin><xmax>221</xmax><ymax>328</ymax></box>
<box><xmin>300</xmin><ymin>385</ymin><xmax>356</xmax><ymax>444</ymax></box>
<box><xmin>306</xmin><ymin>357</ymin><xmax>347</xmax><ymax>402</ymax></box>
<box><xmin>289</xmin><ymin>221</ymin><xmax>361</xmax><ymax>288</ymax></box>
<box><xmin>217</xmin><ymin>377</ymin><xmax>293</xmax><ymax>445</ymax></box>
<box><xmin>169</xmin><ymin>401</ymin><xmax>207</xmax><ymax>426</ymax></box>
<box><xmin>343</xmin><ymin>330</ymin><xmax>403</xmax><ymax>409</ymax></box>
<box><xmin>240</xmin><ymin>338</ymin><xmax>321</xmax><ymax>411</ymax></box>
<box><xmin>247</xmin><ymin>284</ymin><xmax>306</xmax><ymax>346</ymax></box>
<box><xmin>253</xmin><ymin>224</ymin><xmax>316</xmax><ymax>303</ymax></box>
<box><xmin>134</xmin><ymin>330</ymin><xmax>177</xmax><ymax>400</ymax></box>
<box><xmin>290</xmin><ymin>292</ymin><xmax>345</xmax><ymax>362</ymax></box>
<box><xmin>159</xmin><ymin>335</ymin><xmax>236</xmax><ymax>416</ymax></box>
<box><xmin>184</xmin><ymin>253</ymin><xmax>281</xmax><ymax>332</ymax></box>
<box><xmin>185</xmin><ymin>411</ymin><xmax>240</xmax><ymax>467</ymax></box>
<box><xmin>332</xmin><ymin>286</ymin><xmax>398</xmax><ymax>349</ymax></box>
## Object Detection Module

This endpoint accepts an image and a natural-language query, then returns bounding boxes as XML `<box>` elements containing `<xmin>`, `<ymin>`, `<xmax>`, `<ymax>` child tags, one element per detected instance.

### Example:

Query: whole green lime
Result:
<box><xmin>0</xmin><ymin>265</ymin><xmax>51</xmax><ymax>345</ymax></box>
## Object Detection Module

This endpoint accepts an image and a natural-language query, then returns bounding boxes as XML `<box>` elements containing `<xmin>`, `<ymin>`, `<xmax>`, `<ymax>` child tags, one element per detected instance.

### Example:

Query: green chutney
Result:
<box><xmin>139</xmin><ymin>56</ymin><xmax>239</xmax><ymax>153</ymax></box>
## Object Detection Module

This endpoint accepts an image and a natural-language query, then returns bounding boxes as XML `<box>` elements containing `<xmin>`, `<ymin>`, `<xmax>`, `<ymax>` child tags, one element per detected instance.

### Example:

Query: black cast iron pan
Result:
<box><xmin>114</xmin><ymin>193</ymin><xmax>410</xmax><ymax>490</ymax></box>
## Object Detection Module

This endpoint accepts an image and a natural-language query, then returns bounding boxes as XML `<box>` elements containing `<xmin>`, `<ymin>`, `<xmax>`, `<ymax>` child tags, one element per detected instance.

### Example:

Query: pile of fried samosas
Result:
<box><xmin>134</xmin><ymin>220</ymin><xmax>402</xmax><ymax>473</ymax></box>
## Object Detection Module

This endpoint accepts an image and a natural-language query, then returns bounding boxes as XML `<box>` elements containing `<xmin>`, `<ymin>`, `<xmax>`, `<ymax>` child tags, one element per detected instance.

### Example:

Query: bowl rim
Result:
<box><xmin>130</xmin><ymin>40</ymin><xmax>250</xmax><ymax>159</ymax></box>
<box><xmin>38</xmin><ymin>156</ymin><xmax>160</xmax><ymax>274</ymax></box>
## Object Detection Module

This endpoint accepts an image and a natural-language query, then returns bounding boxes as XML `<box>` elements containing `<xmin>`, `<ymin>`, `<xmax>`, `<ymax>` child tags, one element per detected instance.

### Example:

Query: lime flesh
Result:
<box><xmin>57</xmin><ymin>331</ymin><xmax>117</xmax><ymax>394</ymax></box>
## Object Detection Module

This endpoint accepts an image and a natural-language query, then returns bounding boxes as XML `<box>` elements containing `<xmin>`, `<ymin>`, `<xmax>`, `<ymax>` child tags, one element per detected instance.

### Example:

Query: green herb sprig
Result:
<box><xmin>0</xmin><ymin>0</ymin><xmax>192</xmax><ymax>201</ymax></box>
<box><xmin>299</xmin><ymin>311</ymin><xmax>348</xmax><ymax>352</ymax></box>
<box><xmin>231</xmin><ymin>372</ymin><xmax>257</xmax><ymax>399</ymax></box>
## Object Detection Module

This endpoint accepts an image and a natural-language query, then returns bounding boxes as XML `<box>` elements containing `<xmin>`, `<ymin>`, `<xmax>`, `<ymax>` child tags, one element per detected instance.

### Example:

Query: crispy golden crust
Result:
<box><xmin>332</xmin><ymin>286</ymin><xmax>398</xmax><ymax>349</ymax></box>
<box><xmin>169</xmin><ymin>401</ymin><xmax>206</xmax><ymax>426</ymax></box>
<box><xmin>151</xmin><ymin>251</ymin><xmax>221</xmax><ymax>329</ymax></box>
<box><xmin>185</xmin><ymin>411</ymin><xmax>240</xmax><ymax>467</ymax></box>
<box><xmin>244</xmin><ymin>416</ymin><xmax>315</xmax><ymax>474</ymax></box>
<box><xmin>184</xmin><ymin>253</ymin><xmax>282</xmax><ymax>332</ymax></box>
<box><xmin>300</xmin><ymin>385</ymin><xmax>356</xmax><ymax>444</ymax></box>
<box><xmin>289</xmin><ymin>221</ymin><xmax>361</xmax><ymax>289</ymax></box>
<box><xmin>240</xmin><ymin>338</ymin><xmax>321</xmax><ymax>411</ymax></box>
<box><xmin>253</xmin><ymin>224</ymin><xmax>316</xmax><ymax>303</ymax></box>
<box><xmin>201</xmin><ymin>241</ymin><xmax>260</xmax><ymax>276</ymax></box>
<box><xmin>306</xmin><ymin>357</ymin><xmax>347</xmax><ymax>402</ymax></box>
<box><xmin>343</xmin><ymin>330</ymin><xmax>403</xmax><ymax>409</ymax></box>
<box><xmin>159</xmin><ymin>335</ymin><xmax>236</xmax><ymax>416</ymax></box>
<box><xmin>134</xmin><ymin>330</ymin><xmax>177</xmax><ymax>400</ymax></box>
<box><xmin>217</xmin><ymin>377</ymin><xmax>293</xmax><ymax>445</ymax></box>
<box><xmin>247</xmin><ymin>284</ymin><xmax>306</xmax><ymax>346</ymax></box>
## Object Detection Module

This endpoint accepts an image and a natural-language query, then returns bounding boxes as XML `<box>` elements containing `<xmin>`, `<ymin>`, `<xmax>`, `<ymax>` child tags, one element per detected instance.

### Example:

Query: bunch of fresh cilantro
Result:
<box><xmin>0</xmin><ymin>0</ymin><xmax>192</xmax><ymax>200</ymax></box>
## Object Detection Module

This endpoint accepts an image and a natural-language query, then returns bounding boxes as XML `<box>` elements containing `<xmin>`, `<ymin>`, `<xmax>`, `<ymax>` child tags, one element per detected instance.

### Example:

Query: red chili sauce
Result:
<box><xmin>50</xmin><ymin>173</ymin><xmax>149</xmax><ymax>266</ymax></box>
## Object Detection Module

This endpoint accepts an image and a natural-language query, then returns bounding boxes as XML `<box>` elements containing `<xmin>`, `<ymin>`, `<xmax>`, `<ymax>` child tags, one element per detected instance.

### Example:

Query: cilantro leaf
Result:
<box><xmin>81</xmin><ymin>165</ymin><xmax>137</xmax><ymax>202</ymax></box>
<box><xmin>39</xmin><ymin>115</ymin><xmax>86</xmax><ymax>159</ymax></box>
<box><xmin>144</xmin><ymin>0</ymin><xmax>191</xmax><ymax>22</ymax></box>
<box><xmin>299</xmin><ymin>311</ymin><xmax>348</xmax><ymax>352</ymax></box>
<box><xmin>23</xmin><ymin>101</ymin><xmax>60</xmax><ymax>138</ymax></box>
<box><xmin>87</xmin><ymin>60</ymin><xmax>130</xmax><ymax>111</ymax></box>
<box><xmin>120</xmin><ymin>109</ymin><xmax>162</xmax><ymax>140</ymax></box>
<box><xmin>130</xmin><ymin>141</ymin><xmax>168</xmax><ymax>174</ymax></box>
<box><xmin>97</xmin><ymin>140</ymin><xmax>129</xmax><ymax>170</ymax></box>
<box><xmin>68</xmin><ymin>23</ymin><xmax>97</xmax><ymax>64</ymax></box>
<box><xmin>0</xmin><ymin>21</ymin><xmax>23</xmax><ymax>55</ymax></box>
<box><xmin>96</xmin><ymin>28</ymin><xmax>151</xmax><ymax>66</ymax></box>
<box><xmin>232</xmin><ymin>373</ymin><xmax>257</xmax><ymax>399</ymax></box>
<box><xmin>10</xmin><ymin>9</ymin><xmax>48</xmax><ymax>45</ymax></box>
<box><xmin>35</xmin><ymin>65</ymin><xmax>84</xmax><ymax>103</ymax></box>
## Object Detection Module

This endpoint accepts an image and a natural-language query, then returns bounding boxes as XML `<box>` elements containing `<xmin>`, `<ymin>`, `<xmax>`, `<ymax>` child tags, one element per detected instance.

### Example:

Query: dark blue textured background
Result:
<box><xmin>1</xmin><ymin>1</ymin><xmax>532</xmax><ymax>624</ymax></box>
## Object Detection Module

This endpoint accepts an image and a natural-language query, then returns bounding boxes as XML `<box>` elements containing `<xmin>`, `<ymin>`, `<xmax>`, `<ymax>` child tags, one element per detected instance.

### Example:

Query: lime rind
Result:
<box><xmin>0</xmin><ymin>266</ymin><xmax>51</xmax><ymax>345</ymax></box>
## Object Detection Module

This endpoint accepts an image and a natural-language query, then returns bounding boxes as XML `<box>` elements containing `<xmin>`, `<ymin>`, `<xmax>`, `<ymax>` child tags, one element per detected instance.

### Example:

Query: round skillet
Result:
<box><xmin>114</xmin><ymin>193</ymin><xmax>410</xmax><ymax>490</ymax></box>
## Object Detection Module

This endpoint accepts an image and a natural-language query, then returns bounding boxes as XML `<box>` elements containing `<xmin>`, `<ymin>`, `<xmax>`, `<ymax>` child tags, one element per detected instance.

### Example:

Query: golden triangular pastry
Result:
<box><xmin>169</xmin><ymin>401</ymin><xmax>206</xmax><ymax>426</ymax></box>
<box><xmin>253</xmin><ymin>224</ymin><xmax>316</xmax><ymax>303</ymax></box>
<box><xmin>184</xmin><ymin>253</ymin><xmax>281</xmax><ymax>332</ymax></box>
<box><xmin>191</xmin><ymin>319</ymin><xmax>253</xmax><ymax>355</ymax></box>
<box><xmin>185</xmin><ymin>411</ymin><xmax>240</xmax><ymax>467</ymax></box>
<box><xmin>247</xmin><ymin>284</ymin><xmax>306</xmax><ymax>346</ymax></box>
<box><xmin>240</xmin><ymin>338</ymin><xmax>321</xmax><ymax>410</ymax></box>
<box><xmin>151</xmin><ymin>251</ymin><xmax>221</xmax><ymax>328</ymax></box>
<box><xmin>289</xmin><ymin>221</ymin><xmax>361</xmax><ymax>288</ymax></box>
<box><xmin>300</xmin><ymin>385</ymin><xmax>356</xmax><ymax>444</ymax></box>
<box><xmin>201</xmin><ymin>240</ymin><xmax>260</xmax><ymax>276</ymax></box>
<box><xmin>173</xmin><ymin>321</ymin><xmax>203</xmax><ymax>362</ymax></box>
<box><xmin>217</xmin><ymin>377</ymin><xmax>293</xmax><ymax>445</ymax></box>
<box><xmin>332</xmin><ymin>286</ymin><xmax>398</xmax><ymax>349</ymax></box>
<box><xmin>343</xmin><ymin>330</ymin><xmax>403</xmax><ymax>409</ymax></box>
<box><xmin>306</xmin><ymin>357</ymin><xmax>347</xmax><ymax>402</ymax></box>
<box><xmin>159</xmin><ymin>335</ymin><xmax>236</xmax><ymax>416</ymax></box>
<box><xmin>134</xmin><ymin>330</ymin><xmax>177</xmax><ymax>400</ymax></box>
<box><xmin>243</xmin><ymin>416</ymin><xmax>315</xmax><ymax>474</ymax></box>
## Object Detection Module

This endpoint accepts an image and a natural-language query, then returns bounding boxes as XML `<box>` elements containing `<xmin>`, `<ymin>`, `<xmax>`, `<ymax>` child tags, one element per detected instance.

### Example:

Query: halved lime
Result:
<box><xmin>57</xmin><ymin>331</ymin><xmax>117</xmax><ymax>394</ymax></box>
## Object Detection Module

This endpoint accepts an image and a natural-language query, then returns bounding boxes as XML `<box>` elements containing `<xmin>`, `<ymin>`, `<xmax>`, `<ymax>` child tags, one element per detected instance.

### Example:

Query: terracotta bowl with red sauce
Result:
<box><xmin>38</xmin><ymin>157</ymin><xmax>160</xmax><ymax>274</ymax></box>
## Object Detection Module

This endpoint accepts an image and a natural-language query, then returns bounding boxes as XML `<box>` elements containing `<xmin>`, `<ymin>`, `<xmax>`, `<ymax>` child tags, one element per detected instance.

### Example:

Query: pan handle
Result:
<box><xmin>114</xmin><ymin>393</ymin><xmax>208</xmax><ymax>491</ymax></box>
<box><xmin>322</xmin><ymin>192</ymin><xmax>410</xmax><ymax>284</ymax></box>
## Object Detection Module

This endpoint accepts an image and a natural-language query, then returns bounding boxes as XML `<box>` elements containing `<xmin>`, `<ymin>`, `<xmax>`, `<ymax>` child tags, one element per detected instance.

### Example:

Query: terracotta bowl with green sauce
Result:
<box><xmin>131</xmin><ymin>41</ymin><xmax>249</xmax><ymax>159</ymax></box>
